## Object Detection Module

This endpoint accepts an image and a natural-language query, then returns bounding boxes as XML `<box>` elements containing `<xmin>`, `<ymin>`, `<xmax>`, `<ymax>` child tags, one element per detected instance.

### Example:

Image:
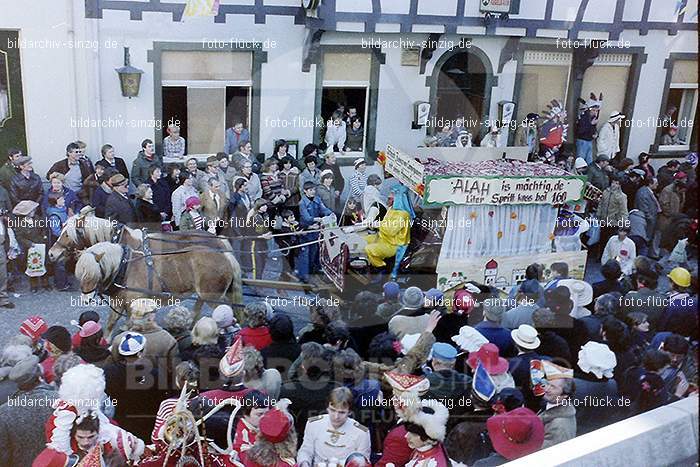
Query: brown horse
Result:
<box><xmin>75</xmin><ymin>241</ymin><xmax>242</xmax><ymax>336</ymax></box>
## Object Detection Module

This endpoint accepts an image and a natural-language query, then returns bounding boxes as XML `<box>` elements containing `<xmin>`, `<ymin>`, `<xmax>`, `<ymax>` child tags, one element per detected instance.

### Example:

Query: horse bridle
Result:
<box><xmin>71</xmin><ymin>220</ymin><xmax>125</xmax><ymax>251</ymax></box>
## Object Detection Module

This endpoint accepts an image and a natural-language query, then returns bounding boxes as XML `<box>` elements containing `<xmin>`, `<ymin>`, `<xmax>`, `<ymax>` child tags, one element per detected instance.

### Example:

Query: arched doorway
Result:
<box><xmin>431</xmin><ymin>49</ymin><xmax>491</xmax><ymax>145</ymax></box>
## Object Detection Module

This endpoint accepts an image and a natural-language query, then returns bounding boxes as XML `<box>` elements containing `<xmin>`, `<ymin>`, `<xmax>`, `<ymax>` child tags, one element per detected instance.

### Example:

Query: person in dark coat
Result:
<box><xmin>279</xmin><ymin>342</ymin><xmax>337</xmax><ymax>438</ymax></box>
<box><xmin>620</xmin><ymin>349</ymin><xmax>673</xmax><ymax>416</ymax></box>
<box><xmin>162</xmin><ymin>306</ymin><xmax>194</xmax><ymax>360</ymax></box>
<box><xmin>592</xmin><ymin>260</ymin><xmax>623</xmax><ymax>301</ymax></box>
<box><xmin>475</xmin><ymin>302</ymin><xmax>515</xmax><ymax>358</ymax></box>
<box><xmin>103</xmin><ymin>332</ymin><xmax>164</xmax><ymax>441</ymax></box>
<box><xmin>425</xmin><ymin>343</ymin><xmax>471</xmax><ymax>406</ymax></box>
<box><xmin>0</xmin><ymin>148</ymin><xmax>21</xmax><ymax>192</ymax></box>
<box><xmin>0</xmin><ymin>356</ymin><xmax>58</xmax><ymax>467</ymax></box>
<box><xmin>621</xmin><ymin>270</ymin><xmax>666</xmax><ymax>332</ymax></box>
<box><xmin>147</xmin><ymin>166</ymin><xmax>173</xmax><ymax>220</ymax></box>
<box><xmin>508</xmin><ymin>324</ymin><xmax>550</xmax><ymax>410</ymax></box>
<box><xmin>587</xmin><ymin>155</ymin><xmax>611</xmax><ymax>191</ymax></box>
<box><xmin>634</xmin><ymin>176</ymin><xmax>661</xmax><ymax>257</ymax></box>
<box><xmin>75</xmin><ymin>321</ymin><xmax>111</xmax><ymax>367</ymax></box>
<box><xmin>95</xmin><ymin>143</ymin><xmax>130</xmax><ymax>179</ymax></box>
<box><xmin>104</xmin><ymin>173</ymin><xmax>136</xmax><ymax>225</ymax></box>
<box><xmin>319</xmin><ymin>151</ymin><xmax>345</xmax><ymax>196</ymax></box>
<box><xmin>91</xmin><ymin>168</ymin><xmax>114</xmax><ymax>218</ymax></box>
<box><xmin>45</xmin><ymin>142</ymin><xmax>94</xmax><ymax>204</ymax></box>
<box><xmin>601</xmin><ymin>317</ymin><xmax>638</xmax><ymax>386</ymax></box>
<box><xmin>134</xmin><ymin>184</ymin><xmax>163</xmax><ymax>226</ymax></box>
<box><xmin>261</xmin><ymin>313</ymin><xmax>301</xmax><ymax>380</ymax></box>
<box><xmin>573</xmin><ymin>341</ymin><xmax>624</xmax><ymax>433</ymax></box>
<box><xmin>9</xmin><ymin>156</ymin><xmax>43</xmax><ymax>209</ymax></box>
<box><xmin>656</xmin><ymin>160</ymin><xmax>679</xmax><ymax>193</ymax></box>
<box><xmin>532</xmin><ymin>307</ymin><xmax>572</xmax><ymax>366</ymax></box>
<box><xmin>657</xmin><ymin>295</ymin><xmax>698</xmax><ymax>339</ymax></box>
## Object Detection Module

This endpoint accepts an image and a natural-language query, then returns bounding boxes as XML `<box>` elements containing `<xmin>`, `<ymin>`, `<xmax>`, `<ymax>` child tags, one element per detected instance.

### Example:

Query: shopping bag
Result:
<box><xmin>26</xmin><ymin>243</ymin><xmax>47</xmax><ymax>277</ymax></box>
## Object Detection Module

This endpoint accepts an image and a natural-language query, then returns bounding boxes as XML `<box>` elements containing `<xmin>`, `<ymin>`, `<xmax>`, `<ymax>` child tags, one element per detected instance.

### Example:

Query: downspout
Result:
<box><xmin>90</xmin><ymin>11</ymin><xmax>104</xmax><ymax>147</ymax></box>
<box><xmin>66</xmin><ymin>0</ymin><xmax>80</xmax><ymax>141</ymax></box>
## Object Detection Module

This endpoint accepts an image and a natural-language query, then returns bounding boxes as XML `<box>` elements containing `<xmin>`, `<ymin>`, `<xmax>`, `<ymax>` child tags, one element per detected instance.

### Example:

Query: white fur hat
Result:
<box><xmin>58</xmin><ymin>364</ymin><xmax>106</xmax><ymax>415</ymax></box>
<box><xmin>578</xmin><ymin>341</ymin><xmax>617</xmax><ymax>379</ymax></box>
<box><xmin>451</xmin><ymin>326</ymin><xmax>489</xmax><ymax>353</ymax></box>
<box><xmin>406</xmin><ymin>398</ymin><xmax>450</xmax><ymax>442</ymax></box>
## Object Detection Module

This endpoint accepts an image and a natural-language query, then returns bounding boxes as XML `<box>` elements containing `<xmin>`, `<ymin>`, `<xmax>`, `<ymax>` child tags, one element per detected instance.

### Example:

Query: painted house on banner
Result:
<box><xmin>0</xmin><ymin>0</ymin><xmax>697</xmax><ymax>176</ymax></box>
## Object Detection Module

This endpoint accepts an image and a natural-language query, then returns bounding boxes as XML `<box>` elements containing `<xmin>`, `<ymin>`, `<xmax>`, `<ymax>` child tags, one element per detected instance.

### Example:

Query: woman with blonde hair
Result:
<box><xmin>190</xmin><ymin>317</ymin><xmax>225</xmax><ymax>389</ymax></box>
<box><xmin>242</xmin><ymin>345</ymin><xmax>282</xmax><ymax>400</ymax></box>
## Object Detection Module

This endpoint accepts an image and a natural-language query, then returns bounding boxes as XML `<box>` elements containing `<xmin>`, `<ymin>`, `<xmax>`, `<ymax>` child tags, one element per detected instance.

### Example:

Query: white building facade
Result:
<box><xmin>0</xmin><ymin>0</ymin><xmax>697</xmax><ymax>174</ymax></box>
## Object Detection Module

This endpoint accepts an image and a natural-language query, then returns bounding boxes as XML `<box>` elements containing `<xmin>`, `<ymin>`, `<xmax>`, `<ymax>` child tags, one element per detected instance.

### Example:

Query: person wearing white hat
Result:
<box><xmin>212</xmin><ymin>304</ymin><xmax>240</xmax><ymax>350</ymax></box>
<box><xmin>404</xmin><ymin>399</ymin><xmax>452</xmax><ymax>467</ymax></box>
<box><xmin>574</xmin><ymin>157</ymin><xmax>588</xmax><ymax>174</ymax></box>
<box><xmin>451</xmin><ymin>326</ymin><xmax>489</xmax><ymax>353</ymax></box>
<box><xmin>576</xmin><ymin>93</ymin><xmax>602</xmax><ymax>165</ymax></box>
<box><xmin>572</xmin><ymin>341</ymin><xmax>622</xmax><ymax>433</ymax></box>
<box><xmin>557</xmin><ymin>279</ymin><xmax>594</xmax><ymax>318</ymax></box>
<box><xmin>349</xmin><ymin>157</ymin><xmax>368</xmax><ymax>199</ymax></box>
<box><xmin>596</xmin><ymin>110</ymin><xmax>625</xmax><ymax>163</ymax></box>
<box><xmin>508</xmin><ymin>325</ymin><xmax>545</xmax><ymax>408</ymax></box>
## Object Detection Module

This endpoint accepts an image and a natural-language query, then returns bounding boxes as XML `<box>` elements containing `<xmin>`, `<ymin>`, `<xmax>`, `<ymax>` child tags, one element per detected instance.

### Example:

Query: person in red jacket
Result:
<box><xmin>376</xmin><ymin>371</ymin><xmax>431</xmax><ymax>467</ymax></box>
<box><xmin>239</xmin><ymin>303</ymin><xmax>272</xmax><ymax>351</ymax></box>
<box><xmin>232</xmin><ymin>390</ymin><xmax>270</xmax><ymax>453</ymax></box>
<box><xmin>403</xmin><ymin>399</ymin><xmax>451</xmax><ymax>467</ymax></box>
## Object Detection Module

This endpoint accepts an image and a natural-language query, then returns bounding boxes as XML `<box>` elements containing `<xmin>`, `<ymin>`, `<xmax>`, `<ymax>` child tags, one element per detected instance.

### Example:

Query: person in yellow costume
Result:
<box><xmin>365</xmin><ymin>184</ymin><xmax>414</xmax><ymax>280</ymax></box>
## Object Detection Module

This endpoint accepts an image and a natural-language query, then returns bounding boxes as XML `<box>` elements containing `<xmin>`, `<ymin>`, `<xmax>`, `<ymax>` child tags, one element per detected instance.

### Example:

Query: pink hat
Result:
<box><xmin>185</xmin><ymin>196</ymin><xmax>201</xmax><ymax>210</ymax></box>
<box><xmin>467</xmin><ymin>343</ymin><xmax>509</xmax><ymax>375</ymax></box>
<box><xmin>20</xmin><ymin>316</ymin><xmax>48</xmax><ymax>343</ymax></box>
<box><xmin>79</xmin><ymin>321</ymin><xmax>102</xmax><ymax>338</ymax></box>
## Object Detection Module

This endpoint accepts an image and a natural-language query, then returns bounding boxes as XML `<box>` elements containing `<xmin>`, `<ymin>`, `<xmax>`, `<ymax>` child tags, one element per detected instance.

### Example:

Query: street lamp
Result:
<box><xmin>115</xmin><ymin>47</ymin><xmax>144</xmax><ymax>98</ymax></box>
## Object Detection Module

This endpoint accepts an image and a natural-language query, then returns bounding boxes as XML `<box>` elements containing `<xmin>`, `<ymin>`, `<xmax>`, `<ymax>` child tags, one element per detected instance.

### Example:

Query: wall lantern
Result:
<box><xmin>115</xmin><ymin>47</ymin><xmax>144</xmax><ymax>98</ymax></box>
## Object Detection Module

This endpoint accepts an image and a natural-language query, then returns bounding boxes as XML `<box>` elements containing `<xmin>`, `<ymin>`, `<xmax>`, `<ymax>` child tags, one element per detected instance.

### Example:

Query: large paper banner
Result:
<box><xmin>424</xmin><ymin>175</ymin><xmax>586</xmax><ymax>206</ymax></box>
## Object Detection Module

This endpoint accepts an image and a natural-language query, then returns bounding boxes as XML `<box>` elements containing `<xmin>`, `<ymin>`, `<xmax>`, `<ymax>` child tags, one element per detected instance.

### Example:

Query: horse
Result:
<box><xmin>75</xmin><ymin>241</ymin><xmax>242</xmax><ymax>336</ymax></box>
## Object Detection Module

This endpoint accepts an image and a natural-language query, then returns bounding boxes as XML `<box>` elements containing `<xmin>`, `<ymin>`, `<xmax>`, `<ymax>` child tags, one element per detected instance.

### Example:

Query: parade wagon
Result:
<box><xmin>321</xmin><ymin>144</ymin><xmax>590</xmax><ymax>293</ymax></box>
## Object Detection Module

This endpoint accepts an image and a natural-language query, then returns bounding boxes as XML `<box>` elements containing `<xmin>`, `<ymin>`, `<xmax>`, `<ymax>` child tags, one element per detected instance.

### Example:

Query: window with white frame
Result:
<box><xmin>658</xmin><ymin>60</ymin><xmax>698</xmax><ymax>151</ymax></box>
<box><xmin>320</xmin><ymin>52</ymin><xmax>371</xmax><ymax>155</ymax></box>
<box><xmin>161</xmin><ymin>51</ymin><xmax>252</xmax><ymax>156</ymax></box>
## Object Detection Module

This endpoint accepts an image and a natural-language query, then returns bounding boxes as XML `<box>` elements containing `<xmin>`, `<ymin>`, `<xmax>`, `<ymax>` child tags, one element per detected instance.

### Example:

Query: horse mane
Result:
<box><xmin>65</xmin><ymin>214</ymin><xmax>114</xmax><ymax>245</ymax></box>
<box><xmin>75</xmin><ymin>242</ymin><xmax>123</xmax><ymax>285</ymax></box>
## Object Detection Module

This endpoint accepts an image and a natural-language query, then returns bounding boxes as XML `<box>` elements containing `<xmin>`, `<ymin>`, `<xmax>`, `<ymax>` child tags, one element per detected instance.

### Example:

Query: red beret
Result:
<box><xmin>259</xmin><ymin>409</ymin><xmax>291</xmax><ymax>443</ymax></box>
